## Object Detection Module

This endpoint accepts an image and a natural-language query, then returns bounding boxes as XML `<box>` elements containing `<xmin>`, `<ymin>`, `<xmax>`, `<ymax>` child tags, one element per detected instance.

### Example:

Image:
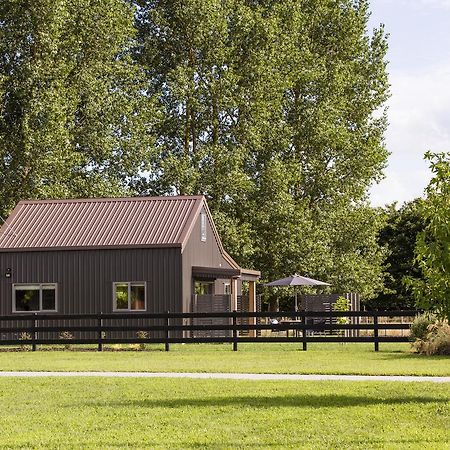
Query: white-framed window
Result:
<box><xmin>200</xmin><ymin>212</ymin><xmax>207</xmax><ymax>242</ymax></box>
<box><xmin>13</xmin><ymin>284</ymin><xmax>57</xmax><ymax>313</ymax></box>
<box><xmin>113</xmin><ymin>282</ymin><xmax>146</xmax><ymax>311</ymax></box>
<box><xmin>224</xmin><ymin>283</ymin><xmax>231</xmax><ymax>295</ymax></box>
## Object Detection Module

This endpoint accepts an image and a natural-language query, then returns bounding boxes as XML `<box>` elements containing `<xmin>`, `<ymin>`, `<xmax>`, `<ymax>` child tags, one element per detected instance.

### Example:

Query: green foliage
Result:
<box><xmin>135</xmin><ymin>0</ymin><xmax>390</xmax><ymax>302</ymax></box>
<box><xmin>410</xmin><ymin>312</ymin><xmax>437</xmax><ymax>342</ymax></box>
<box><xmin>0</xmin><ymin>0</ymin><xmax>390</xmax><ymax>305</ymax></box>
<box><xmin>368</xmin><ymin>199</ymin><xmax>426</xmax><ymax>310</ymax></box>
<box><xmin>332</xmin><ymin>297</ymin><xmax>349</xmax><ymax>339</ymax></box>
<box><xmin>333</xmin><ymin>297</ymin><xmax>350</xmax><ymax>313</ymax></box>
<box><xmin>0</xmin><ymin>0</ymin><xmax>156</xmax><ymax>217</ymax></box>
<box><xmin>408</xmin><ymin>152</ymin><xmax>450</xmax><ymax>321</ymax></box>
<box><xmin>332</xmin><ymin>296</ymin><xmax>350</xmax><ymax>326</ymax></box>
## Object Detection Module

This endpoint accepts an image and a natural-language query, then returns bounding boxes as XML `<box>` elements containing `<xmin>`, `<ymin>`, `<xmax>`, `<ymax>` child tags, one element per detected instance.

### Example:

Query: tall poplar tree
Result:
<box><xmin>0</xmin><ymin>0</ymin><xmax>155</xmax><ymax>217</ymax></box>
<box><xmin>136</xmin><ymin>0</ymin><xmax>390</xmax><ymax>301</ymax></box>
<box><xmin>135</xmin><ymin>0</ymin><xmax>291</xmax><ymax>259</ymax></box>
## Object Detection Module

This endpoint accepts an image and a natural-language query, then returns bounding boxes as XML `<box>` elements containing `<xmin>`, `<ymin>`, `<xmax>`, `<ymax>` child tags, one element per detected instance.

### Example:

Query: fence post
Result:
<box><xmin>232</xmin><ymin>310</ymin><xmax>238</xmax><ymax>351</ymax></box>
<box><xmin>31</xmin><ymin>313</ymin><xmax>37</xmax><ymax>352</ymax></box>
<box><xmin>165</xmin><ymin>311</ymin><xmax>170</xmax><ymax>352</ymax></box>
<box><xmin>329</xmin><ymin>308</ymin><xmax>333</xmax><ymax>337</ymax></box>
<box><xmin>374</xmin><ymin>314</ymin><xmax>379</xmax><ymax>352</ymax></box>
<box><xmin>97</xmin><ymin>313</ymin><xmax>103</xmax><ymax>352</ymax></box>
<box><xmin>301</xmin><ymin>314</ymin><xmax>307</xmax><ymax>351</ymax></box>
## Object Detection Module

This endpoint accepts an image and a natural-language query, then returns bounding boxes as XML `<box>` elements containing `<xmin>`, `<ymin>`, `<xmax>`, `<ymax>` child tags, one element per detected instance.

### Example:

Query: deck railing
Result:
<box><xmin>0</xmin><ymin>310</ymin><xmax>419</xmax><ymax>352</ymax></box>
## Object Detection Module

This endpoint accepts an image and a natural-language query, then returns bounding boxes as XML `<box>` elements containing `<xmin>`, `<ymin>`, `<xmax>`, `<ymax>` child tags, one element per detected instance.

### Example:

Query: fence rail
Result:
<box><xmin>0</xmin><ymin>310</ymin><xmax>419</xmax><ymax>352</ymax></box>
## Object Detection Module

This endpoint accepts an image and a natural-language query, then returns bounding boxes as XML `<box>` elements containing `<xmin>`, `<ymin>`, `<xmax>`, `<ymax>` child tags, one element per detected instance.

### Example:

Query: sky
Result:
<box><xmin>368</xmin><ymin>0</ymin><xmax>450</xmax><ymax>207</ymax></box>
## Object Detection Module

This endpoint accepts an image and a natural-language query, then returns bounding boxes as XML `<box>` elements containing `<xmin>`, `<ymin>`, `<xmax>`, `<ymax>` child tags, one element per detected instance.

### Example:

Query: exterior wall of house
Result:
<box><xmin>0</xmin><ymin>247</ymin><xmax>183</xmax><ymax>316</ymax></box>
<box><xmin>181</xmin><ymin>206</ymin><xmax>235</xmax><ymax>313</ymax></box>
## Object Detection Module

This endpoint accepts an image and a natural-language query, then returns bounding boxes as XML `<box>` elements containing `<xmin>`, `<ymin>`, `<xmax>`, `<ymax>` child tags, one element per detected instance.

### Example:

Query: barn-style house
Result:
<box><xmin>0</xmin><ymin>196</ymin><xmax>260</xmax><ymax>321</ymax></box>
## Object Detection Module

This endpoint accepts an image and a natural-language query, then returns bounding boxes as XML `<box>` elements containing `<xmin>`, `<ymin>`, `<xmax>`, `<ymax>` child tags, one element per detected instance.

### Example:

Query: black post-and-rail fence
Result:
<box><xmin>0</xmin><ymin>310</ymin><xmax>419</xmax><ymax>352</ymax></box>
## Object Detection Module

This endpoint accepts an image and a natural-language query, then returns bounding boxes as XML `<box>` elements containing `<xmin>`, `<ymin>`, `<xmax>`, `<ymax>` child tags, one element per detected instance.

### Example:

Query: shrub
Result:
<box><xmin>110</xmin><ymin>344</ymin><xmax>124</xmax><ymax>351</ymax></box>
<box><xmin>129</xmin><ymin>344</ymin><xmax>143</xmax><ymax>351</ymax></box>
<box><xmin>411</xmin><ymin>319</ymin><xmax>450</xmax><ymax>355</ymax></box>
<box><xmin>332</xmin><ymin>297</ymin><xmax>350</xmax><ymax>324</ymax></box>
<box><xmin>332</xmin><ymin>297</ymin><xmax>350</xmax><ymax>339</ymax></box>
<box><xmin>136</xmin><ymin>330</ymin><xmax>149</xmax><ymax>350</ymax></box>
<box><xmin>18</xmin><ymin>332</ymin><xmax>32</xmax><ymax>351</ymax></box>
<box><xmin>410</xmin><ymin>312</ymin><xmax>437</xmax><ymax>341</ymax></box>
<box><xmin>59</xmin><ymin>331</ymin><xmax>74</xmax><ymax>350</ymax></box>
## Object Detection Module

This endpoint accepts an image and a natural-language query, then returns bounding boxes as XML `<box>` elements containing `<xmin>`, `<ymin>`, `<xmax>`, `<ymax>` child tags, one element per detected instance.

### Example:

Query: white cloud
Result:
<box><xmin>418</xmin><ymin>0</ymin><xmax>450</xmax><ymax>8</ymax></box>
<box><xmin>370</xmin><ymin>166</ymin><xmax>429</xmax><ymax>207</ymax></box>
<box><xmin>388</xmin><ymin>63</ymin><xmax>450</xmax><ymax>155</ymax></box>
<box><xmin>370</xmin><ymin>62</ymin><xmax>450</xmax><ymax>206</ymax></box>
<box><xmin>380</xmin><ymin>0</ymin><xmax>450</xmax><ymax>9</ymax></box>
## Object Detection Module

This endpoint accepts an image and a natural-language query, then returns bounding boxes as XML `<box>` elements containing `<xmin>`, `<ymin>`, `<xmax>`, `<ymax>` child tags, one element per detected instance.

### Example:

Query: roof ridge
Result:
<box><xmin>17</xmin><ymin>195</ymin><xmax>205</xmax><ymax>206</ymax></box>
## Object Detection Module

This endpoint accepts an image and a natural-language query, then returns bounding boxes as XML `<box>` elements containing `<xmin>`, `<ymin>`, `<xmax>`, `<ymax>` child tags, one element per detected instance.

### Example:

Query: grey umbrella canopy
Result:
<box><xmin>264</xmin><ymin>274</ymin><xmax>330</xmax><ymax>287</ymax></box>
<box><xmin>264</xmin><ymin>274</ymin><xmax>330</xmax><ymax>311</ymax></box>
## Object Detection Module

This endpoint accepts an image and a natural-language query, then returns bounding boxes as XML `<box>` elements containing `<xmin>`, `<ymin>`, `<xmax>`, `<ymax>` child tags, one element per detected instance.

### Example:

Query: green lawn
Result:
<box><xmin>0</xmin><ymin>377</ymin><xmax>448</xmax><ymax>448</ymax></box>
<box><xmin>0</xmin><ymin>343</ymin><xmax>449</xmax><ymax>376</ymax></box>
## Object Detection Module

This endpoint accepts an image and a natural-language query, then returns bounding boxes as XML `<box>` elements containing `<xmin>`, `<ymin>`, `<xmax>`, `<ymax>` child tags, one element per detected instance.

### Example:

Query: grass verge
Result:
<box><xmin>0</xmin><ymin>343</ymin><xmax>449</xmax><ymax>376</ymax></box>
<box><xmin>0</xmin><ymin>377</ymin><xmax>448</xmax><ymax>448</ymax></box>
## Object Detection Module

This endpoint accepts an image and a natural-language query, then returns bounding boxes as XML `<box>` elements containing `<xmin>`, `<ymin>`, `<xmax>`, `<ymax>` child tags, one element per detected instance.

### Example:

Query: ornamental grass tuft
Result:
<box><xmin>411</xmin><ymin>317</ymin><xmax>450</xmax><ymax>356</ymax></box>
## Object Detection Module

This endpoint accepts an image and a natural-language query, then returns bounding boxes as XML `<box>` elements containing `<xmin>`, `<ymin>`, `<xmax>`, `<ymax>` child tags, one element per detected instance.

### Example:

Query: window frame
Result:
<box><xmin>112</xmin><ymin>281</ymin><xmax>147</xmax><ymax>312</ymax></box>
<box><xmin>12</xmin><ymin>283</ymin><xmax>58</xmax><ymax>313</ymax></box>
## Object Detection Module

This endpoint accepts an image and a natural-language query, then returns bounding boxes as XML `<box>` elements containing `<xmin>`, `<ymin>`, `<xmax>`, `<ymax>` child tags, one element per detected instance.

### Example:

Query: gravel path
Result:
<box><xmin>0</xmin><ymin>371</ymin><xmax>448</xmax><ymax>382</ymax></box>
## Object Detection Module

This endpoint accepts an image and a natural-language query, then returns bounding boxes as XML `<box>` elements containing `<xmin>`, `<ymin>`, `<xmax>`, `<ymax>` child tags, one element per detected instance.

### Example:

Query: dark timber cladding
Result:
<box><xmin>0</xmin><ymin>195</ymin><xmax>260</xmax><ymax>325</ymax></box>
<box><xmin>0</xmin><ymin>248</ymin><xmax>182</xmax><ymax>315</ymax></box>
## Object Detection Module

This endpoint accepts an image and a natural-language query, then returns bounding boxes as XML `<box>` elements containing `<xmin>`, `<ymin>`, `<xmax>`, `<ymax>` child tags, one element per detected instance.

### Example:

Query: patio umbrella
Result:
<box><xmin>264</xmin><ymin>274</ymin><xmax>331</xmax><ymax>310</ymax></box>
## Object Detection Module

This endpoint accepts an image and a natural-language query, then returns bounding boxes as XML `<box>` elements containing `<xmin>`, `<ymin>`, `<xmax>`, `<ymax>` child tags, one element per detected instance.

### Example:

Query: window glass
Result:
<box><xmin>15</xmin><ymin>287</ymin><xmax>39</xmax><ymax>312</ymax></box>
<box><xmin>14</xmin><ymin>284</ymin><xmax>56</xmax><ymax>312</ymax></box>
<box><xmin>114</xmin><ymin>282</ymin><xmax>146</xmax><ymax>311</ymax></box>
<box><xmin>200</xmin><ymin>213</ymin><xmax>207</xmax><ymax>242</ymax></box>
<box><xmin>195</xmin><ymin>281</ymin><xmax>213</xmax><ymax>295</ymax></box>
<box><xmin>42</xmin><ymin>286</ymin><xmax>56</xmax><ymax>311</ymax></box>
<box><xmin>130</xmin><ymin>284</ymin><xmax>145</xmax><ymax>310</ymax></box>
<box><xmin>115</xmin><ymin>284</ymin><xmax>129</xmax><ymax>309</ymax></box>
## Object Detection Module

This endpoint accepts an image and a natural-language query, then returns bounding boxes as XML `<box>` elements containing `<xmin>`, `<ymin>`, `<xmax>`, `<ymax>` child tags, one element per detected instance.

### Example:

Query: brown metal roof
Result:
<box><xmin>0</xmin><ymin>196</ymin><xmax>205</xmax><ymax>250</ymax></box>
